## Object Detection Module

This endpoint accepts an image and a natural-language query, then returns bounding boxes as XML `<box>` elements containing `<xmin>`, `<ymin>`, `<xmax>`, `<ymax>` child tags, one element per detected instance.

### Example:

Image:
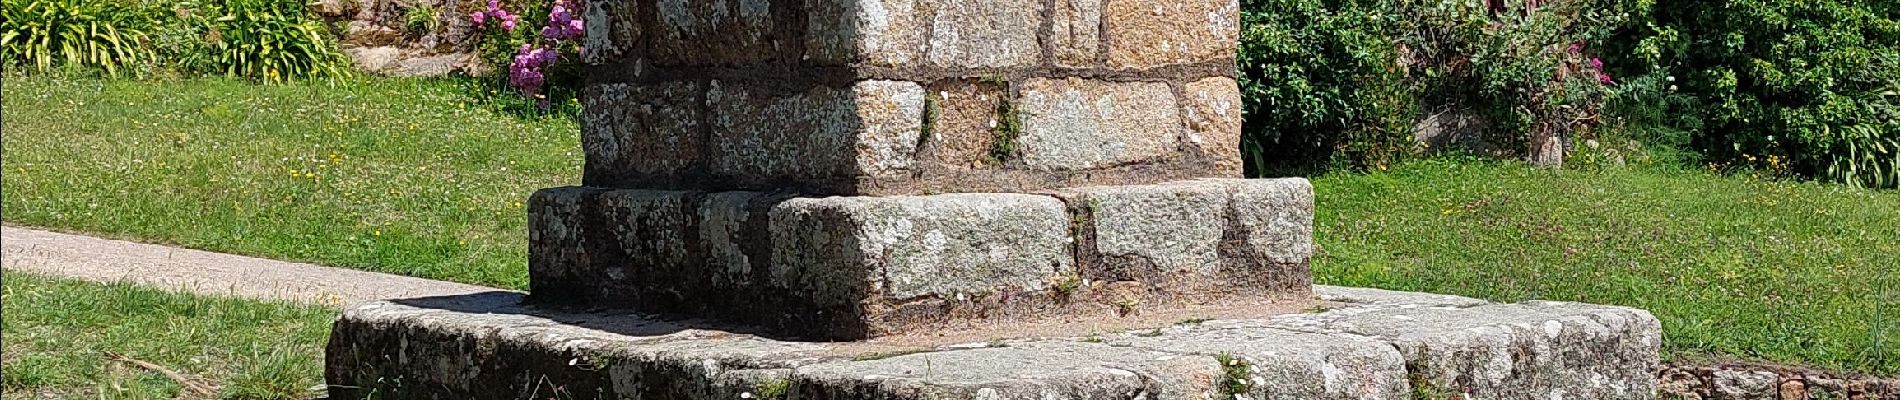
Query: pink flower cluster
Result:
<box><xmin>540</xmin><ymin>0</ymin><xmax>583</xmax><ymax>41</ymax></box>
<box><xmin>1567</xmin><ymin>41</ymin><xmax>1612</xmax><ymax>85</ymax></box>
<box><xmin>469</xmin><ymin>0</ymin><xmax>520</xmax><ymax>31</ymax></box>
<box><xmin>510</xmin><ymin>44</ymin><xmax>559</xmax><ymax>95</ymax></box>
<box><xmin>501</xmin><ymin>0</ymin><xmax>585</xmax><ymax>101</ymax></box>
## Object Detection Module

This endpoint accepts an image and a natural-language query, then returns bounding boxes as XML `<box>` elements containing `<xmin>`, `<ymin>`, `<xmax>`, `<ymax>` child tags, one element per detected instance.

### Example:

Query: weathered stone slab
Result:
<box><xmin>1265</xmin><ymin>301</ymin><xmax>1664</xmax><ymax>399</ymax></box>
<box><xmin>793</xmin><ymin>342</ymin><xmax>1223</xmax><ymax>400</ymax></box>
<box><xmin>925</xmin><ymin>0</ymin><xmax>1041</xmax><ymax>69</ymax></box>
<box><xmin>581</xmin><ymin>0</ymin><xmax>639</xmax><ymax>65</ymax></box>
<box><xmin>651</xmin><ymin>0</ymin><xmax>783</xmax><ymax>65</ymax></box>
<box><xmin>1314</xmin><ymin>285</ymin><xmax>1490</xmax><ymax>308</ymax></box>
<box><xmin>1053</xmin><ymin>178</ymin><xmax>1314</xmax><ymax>305</ymax></box>
<box><xmin>769</xmin><ymin>193</ymin><xmax>1072</xmax><ymax>303</ymax></box>
<box><xmin>692</xmin><ymin>80</ymin><xmax>925</xmax><ymax>190</ymax></box>
<box><xmin>1017</xmin><ymin>78</ymin><xmax>1183</xmax><ymax>171</ymax></box>
<box><xmin>1109</xmin><ymin>321</ymin><xmax>1410</xmax><ymax>400</ymax></box>
<box><xmin>1104</xmin><ymin>0</ymin><xmax>1239</xmax><ymax>68</ymax></box>
<box><xmin>1181</xmin><ymin>77</ymin><xmax>1244</xmax><ymax>175</ymax></box>
<box><xmin>806</xmin><ymin>0</ymin><xmax>927</xmax><ymax>67</ymax></box>
<box><xmin>1050</xmin><ymin>0</ymin><xmax>1104</xmax><ymax>67</ymax></box>
<box><xmin>581</xmin><ymin>82</ymin><xmax>704</xmax><ymax>186</ymax></box>
<box><xmin>920</xmin><ymin>79</ymin><xmax>1007</xmax><ymax>170</ymax></box>
<box><xmin>327</xmin><ymin>288</ymin><xmax>1661</xmax><ymax>400</ymax></box>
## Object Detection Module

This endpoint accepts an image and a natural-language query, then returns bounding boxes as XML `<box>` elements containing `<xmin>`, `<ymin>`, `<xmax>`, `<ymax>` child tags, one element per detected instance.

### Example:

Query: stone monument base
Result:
<box><xmin>325</xmin><ymin>286</ymin><xmax>1661</xmax><ymax>400</ymax></box>
<box><xmin>528</xmin><ymin>178</ymin><xmax>1315</xmax><ymax>340</ymax></box>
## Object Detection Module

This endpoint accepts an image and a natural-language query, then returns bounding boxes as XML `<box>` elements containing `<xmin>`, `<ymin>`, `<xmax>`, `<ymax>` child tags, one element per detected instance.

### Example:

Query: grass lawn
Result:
<box><xmin>0</xmin><ymin>272</ymin><xmax>335</xmax><ymax>399</ymax></box>
<box><xmin>2</xmin><ymin>73</ymin><xmax>579</xmax><ymax>289</ymax></box>
<box><xmin>2</xmin><ymin>74</ymin><xmax>1895</xmax><ymax>375</ymax></box>
<box><xmin>1314</xmin><ymin>159</ymin><xmax>1899</xmax><ymax>375</ymax></box>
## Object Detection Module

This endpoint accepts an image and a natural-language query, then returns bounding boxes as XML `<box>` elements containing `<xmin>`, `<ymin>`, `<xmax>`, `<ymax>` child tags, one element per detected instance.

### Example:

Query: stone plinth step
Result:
<box><xmin>324</xmin><ymin>286</ymin><xmax>1662</xmax><ymax>400</ymax></box>
<box><xmin>529</xmin><ymin>178</ymin><xmax>1313</xmax><ymax>340</ymax></box>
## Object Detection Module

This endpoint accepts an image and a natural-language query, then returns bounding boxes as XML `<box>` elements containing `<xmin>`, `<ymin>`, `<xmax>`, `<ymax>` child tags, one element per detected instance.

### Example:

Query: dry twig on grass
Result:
<box><xmin>105</xmin><ymin>351</ymin><xmax>219</xmax><ymax>397</ymax></box>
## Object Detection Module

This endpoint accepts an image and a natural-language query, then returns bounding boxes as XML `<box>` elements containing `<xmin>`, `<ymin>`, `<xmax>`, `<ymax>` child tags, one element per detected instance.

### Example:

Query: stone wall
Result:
<box><xmin>1658</xmin><ymin>363</ymin><xmax>1899</xmax><ymax>400</ymax></box>
<box><xmin>579</xmin><ymin>0</ymin><xmax>1244</xmax><ymax>196</ymax></box>
<box><xmin>315</xmin><ymin>0</ymin><xmax>488</xmax><ymax>76</ymax></box>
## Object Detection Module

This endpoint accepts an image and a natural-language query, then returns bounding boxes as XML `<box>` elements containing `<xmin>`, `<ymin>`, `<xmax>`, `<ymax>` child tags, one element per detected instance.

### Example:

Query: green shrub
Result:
<box><xmin>1238</xmin><ymin>0</ymin><xmax>1633</xmax><ymax>175</ymax></box>
<box><xmin>163</xmin><ymin>0</ymin><xmax>348</xmax><ymax>80</ymax></box>
<box><xmin>1625</xmin><ymin>0</ymin><xmax>1900</xmax><ymax>188</ymax></box>
<box><xmin>404</xmin><ymin>3</ymin><xmax>441</xmax><ymax>36</ymax></box>
<box><xmin>0</xmin><ymin>0</ymin><xmax>156</xmax><ymax>75</ymax></box>
<box><xmin>1237</xmin><ymin>0</ymin><xmax>1415</xmax><ymax>175</ymax></box>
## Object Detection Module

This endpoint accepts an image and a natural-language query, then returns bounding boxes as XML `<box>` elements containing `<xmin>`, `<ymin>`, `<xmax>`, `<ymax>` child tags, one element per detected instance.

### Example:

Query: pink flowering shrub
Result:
<box><xmin>469</xmin><ymin>0</ymin><xmax>583</xmax><ymax>111</ymax></box>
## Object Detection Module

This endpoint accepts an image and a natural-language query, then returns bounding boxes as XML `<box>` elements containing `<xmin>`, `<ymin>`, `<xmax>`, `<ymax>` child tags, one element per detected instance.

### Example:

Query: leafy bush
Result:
<box><xmin>1237</xmin><ymin>0</ymin><xmax>1415</xmax><ymax>175</ymax></box>
<box><xmin>1624</xmin><ymin>0</ymin><xmax>1900</xmax><ymax>187</ymax></box>
<box><xmin>1238</xmin><ymin>0</ymin><xmax>1631</xmax><ymax>174</ymax></box>
<box><xmin>468</xmin><ymin>0</ymin><xmax>584</xmax><ymax>114</ymax></box>
<box><xmin>0</xmin><ymin>0</ymin><xmax>156</xmax><ymax>75</ymax></box>
<box><xmin>162</xmin><ymin>0</ymin><xmax>348</xmax><ymax>80</ymax></box>
<box><xmin>404</xmin><ymin>3</ymin><xmax>441</xmax><ymax>36</ymax></box>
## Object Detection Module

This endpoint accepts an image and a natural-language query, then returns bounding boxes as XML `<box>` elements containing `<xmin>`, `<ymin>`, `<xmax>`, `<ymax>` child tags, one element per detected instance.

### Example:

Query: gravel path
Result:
<box><xmin>0</xmin><ymin>226</ymin><xmax>504</xmax><ymax>306</ymax></box>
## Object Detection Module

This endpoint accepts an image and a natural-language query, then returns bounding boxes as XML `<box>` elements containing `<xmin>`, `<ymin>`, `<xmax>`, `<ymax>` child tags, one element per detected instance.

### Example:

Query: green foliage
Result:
<box><xmin>0</xmin><ymin>0</ymin><xmax>345</xmax><ymax>80</ymax></box>
<box><xmin>989</xmin><ymin>93</ymin><xmax>1023</xmax><ymax>164</ymax></box>
<box><xmin>1625</xmin><ymin>0</ymin><xmax>1900</xmax><ymax>188</ymax></box>
<box><xmin>469</xmin><ymin>0</ymin><xmax>584</xmax><ymax>115</ymax></box>
<box><xmin>404</xmin><ymin>3</ymin><xmax>441</xmax><ymax>36</ymax></box>
<box><xmin>1237</xmin><ymin>0</ymin><xmax>1631</xmax><ymax>175</ymax></box>
<box><xmin>163</xmin><ymin>0</ymin><xmax>348</xmax><ymax>80</ymax></box>
<box><xmin>1409</xmin><ymin>0</ymin><xmax>1637</xmax><ymax>154</ymax></box>
<box><xmin>1237</xmin><ymin>0</ymin><xmax>1415</xmax><ymax>174</ymax></box>
<box><xmin>1214</xmin><ymin>353</ymin><xmax>1252</xmax><ymax>396</ymax></box>
<box><xmin>0</xmin><ymin>0</ymin><xmax>156</xmax><ymax>75</ymax></box>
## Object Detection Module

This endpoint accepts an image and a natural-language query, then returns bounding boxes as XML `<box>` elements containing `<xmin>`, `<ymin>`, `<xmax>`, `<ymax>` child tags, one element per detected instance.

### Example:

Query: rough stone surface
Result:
<box><xmin>921</xmin><ymin>80</ymin><xmax>1006</xmax><ymax>169</ymax></box>
<box><xmin>582</xmin><ymin>81</ymin><xmax>705</xmax><ymax>186</ymax></box>
<box><xmin>852</xmin><ymin>81</ymin><xmax>927</xmax><ymax>178</ymax></box>
<box><xmin>344</xmin><ymin>46</ymin><xmax>403</xmax><ymax>72</ymax></box>
<box><xmin>1017</xmin><ymin>78</ymin><xmax>1182</xmax><ymax>171</ymax></box>
<box><xmin>1711</xmin><ymin>369</ymin><xmax>1779</xmax><ymax>400</ymax></box>
<box><xmin>581</xmin><ymin>0</ymin><xmax>640</xmax><ymax>65</ymax></box>
<box><xmin>925</xmin><ymin>0</ymin><xmax>1041</xmax><ymax>68</ymax></box>
<box><xmin>1314</xmin><ymin>285</ymin><xmax>1489</xmax><ymax>308</ymax></box>
<box><xmin>650</xmin><ymin>0</ymin><xmax>780</xmax><ymax>65</ymax></box>
<box><xmin>1180</xmin><ymin>77</ymin><xmax>1244</xmax><ymax>175</ymax></box>
<box><xmin>700</xmin><ymin>80</ymin><xmax>927</xmax><ymax>186</ymax></box>
<box><xmin>807</xmin><ymin>0</ymin><xmax>926</xmax><ymax>66</ymax></box>
<box><xmin>1104</xmin><ymin>0</ymin><xmax>1239</xmax><ymax>68</ymax></box>
<box><xmin>1049</xmin><ymin>0</ymin><xmax>1104</xmax><ymax>67</ymax></box>
<box><xmin>1266</xmin><ymin>301</ymin><xmax>1663</xmax><ymax>399</ymax></box>
<box><xmin>1061</xmin><ymin>182</ymin><xmax>1231</xmax><ymax>277</ymax></box>
<box><xmin>1054</xmin><ymin>178</ymin><xmax>1313</xmax><ymax>305</ymax></box>
<box><xmin>1110</xmin><ymin>321</ymin><xmax>1410</xmax><ymax>399</ymax></box>
<box><xmin>530</xmin><ymin>179</ymin><xmax>1314</xmax><ymax>339</ymax></box>
<box><xmin>794</xmin><ymin>342</ymin><xmax>1222</xmax><ymax>400</ymax></box>
<box><xmin>770</xmin><ymin>193</ymin><xmax>1071</xmax><ymax>302</ymax></box>
<box><xmin>327</xmin><ymin>288</ymin><xmax>1662</xmax><ymax>400</ymax></box>
<box><xmin>707</xmin><ymin>81</ymin><xmax>858</xmax><ymax>182</ymax></box>
<box><xmin>527</xmin><ymin>186</ymin><xmax>603</xmax><ymax>294</ymax></box>
<box><xmin>1656</xmin><ymin>364</ymin><xmax>1900</xmax><ymax>400</ymax></box>
<box><xmin>1225</xmin><ymin>177</ymin><xmax>1315</xmax><ymax>265</ymax></box>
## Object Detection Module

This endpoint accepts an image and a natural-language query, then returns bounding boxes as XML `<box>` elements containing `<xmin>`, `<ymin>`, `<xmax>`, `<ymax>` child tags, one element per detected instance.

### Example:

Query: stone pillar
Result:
<box><xmin>532</xmin><ymin>0</ymin><xmax>1312</xmax><ymax>339</ymax></box>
